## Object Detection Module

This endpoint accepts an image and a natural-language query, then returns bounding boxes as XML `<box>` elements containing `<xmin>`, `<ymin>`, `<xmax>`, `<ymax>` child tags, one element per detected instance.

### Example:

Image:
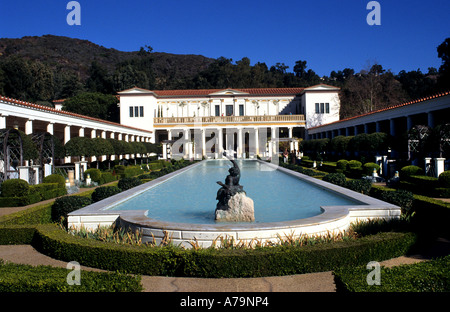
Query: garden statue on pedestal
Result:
<box><xmin>215</xmin><ymin>153</ymin><xmax>254</xmax><ymax>222</ymax></box>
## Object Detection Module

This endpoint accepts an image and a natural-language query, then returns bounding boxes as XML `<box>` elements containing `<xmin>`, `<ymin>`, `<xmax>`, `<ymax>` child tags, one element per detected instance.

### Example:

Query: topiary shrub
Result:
<box><xmin>438</xmin><ymin>170</ymin><xmax>450</xmax><ymax>188</ymax></box>
<box><xmin>336</xmin><ymin>159</ymin><xmax>349</xmax><ymax>171</ymax></box>
<box><xmin>84</xmin><ymin>168</ymin><xmax>102</xmax><ymax>183</ymax></box>
<box><xmin>42</xmin><ymin>174</ymin><xmax>66</xmax><ymax>189</ymax></box>
<box><xmin>322</xmin><ymin>173</ymin><xmax>347</xmax><ymax>187</ymax></box>
<box><xmin>347</xmin><ymin>160</ymin><xmax>362</xmax><ymax>169</ymax></box>
<box><xmin>91</xmin><ymin>186</ymin><xmax>121</xmax><ymax>203</ymax></box>
<box><xmin>400</xmin><ymin>166</ymin><xmax>423</xmax><ymax>180</ymax></box>
<box><xmin>363</xmin><ymin>162</ymin><xmax>381</xmax><ymax>176</ymax></box>
<box><xmin>51</xmin><ymin>196</ymin><xmax>92</xmax><ymax>223</ymax></box>
<box><xmin>118</xmin><ymin>177</ymin><xmax>142</xmax><ymax>191</ymax></box>
<box><xmin>1</xmin><ymin>179</ymin><xmax>29</xmax><ymax>197</ymax></box>
<box><xmin>99</xmin><ymin>172</ymin><xmax>116</xmax><ymax>185</ymax></box>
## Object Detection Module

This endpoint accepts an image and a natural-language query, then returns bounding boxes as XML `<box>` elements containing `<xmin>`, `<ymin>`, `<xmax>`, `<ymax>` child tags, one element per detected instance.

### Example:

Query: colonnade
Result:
<box><xmin>161</xmin><ymin>126</ymin><xmax>300</xmax><ymax>160</ymax></box>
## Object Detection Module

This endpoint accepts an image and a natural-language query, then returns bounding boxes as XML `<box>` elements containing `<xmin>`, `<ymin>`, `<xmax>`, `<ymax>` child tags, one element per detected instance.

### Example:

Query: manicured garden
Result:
<box><xmin>0</xmin><ymin>151</ymin><xmax>449</xmax><ymax>291</ymax></box>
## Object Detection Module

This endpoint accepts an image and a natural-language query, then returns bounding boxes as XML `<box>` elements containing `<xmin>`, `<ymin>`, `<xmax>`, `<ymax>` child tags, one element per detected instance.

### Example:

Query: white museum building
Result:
<box><xmin>117</xmin><ymin>84</ymin><xmax>340</xmax><ymax>159</ymax></box>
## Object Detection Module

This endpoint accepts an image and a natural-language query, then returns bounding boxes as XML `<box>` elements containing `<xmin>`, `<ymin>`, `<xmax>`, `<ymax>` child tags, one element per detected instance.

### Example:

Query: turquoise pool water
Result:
<box><xmin>110</xmin><ymin>160</ymin><xmax>360</xmax><ymax>224</ymax></box>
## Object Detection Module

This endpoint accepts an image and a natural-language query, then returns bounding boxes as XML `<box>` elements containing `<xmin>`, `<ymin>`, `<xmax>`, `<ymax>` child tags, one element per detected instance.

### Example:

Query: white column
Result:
<box><xmin>435</xmin><ymin>158</ymin><xmax>446</xmax><ymax>178</ymax></box>
<box><xmin>201</xmin><ymin>129</ymin><xmax>206</xmax><ymax>157</ymax></box>
<box><xmin>375</xmin><ymin>121</ymin><xmax>381</xmax><ymax>133</ymax></box>
<box><xmin>118</xmin><ymin>133</ymin><xmax>123</xmax><ymax>141</ymax></box>
<box><xmin>64</xmin><ymin>125</ymin><xmax>71</xmax><ymax>163</ymax></box>
<box><xmin>427</xmin><ymin>112</ymin><xmax>435</xmax><ymax>128</ymax></box>
<box><xmin>78</xmin><ymin>127</ymin><xmax>85</xmax><ymax>161</ymax></box>
<box><xmin>168</xmin><ymin>130</ymin><xmax>172</xmax><ymax>140</ymax></box>
<box><xmin>183</xmin><ymin>129</ymin><xmax>190</xmax><ymax>159</ymax></box>
<box><xmin>25</xmin><ymin>119</ymin><xmax>33</xmax><ymax>135</ymax></box>
<box><xmin>288</xmin><ymin>127</ymin><xmax>294</xmax><ymax>151</ymax></box>
<box><xmin>424</xmin><ymin>157</ymin><xmax>432</xmax><ymax>176</ymax></box>
<box><xmin>91</xmin><ymin>129</ymin><xmax>97</xmax><ymax>138</ymax></box>
<box><xmin>238</xmin><ymin>128</ymin><xmax>243</xmax><ymax>158</ymax></box>
<box><xmin>389</xmin><ymin>119</ymin><xmax>396</xmax><ymax>137</ymax></box>
<box><xmin>162</xmin><ymin>142</ymin><xmax>167</xmax><ymax>160</ymax></box>
<box><xmin>406</xmin><ymin>116</ymin><xmax>413</xmax><ymax>132</ymax></box>
<box><xmin>254</xmin><ymin>127</ymin><xmax>259</xmax><ymax>156</ymax></box>
<box><xmin>0</xmin><ymin>115</ymin><xmax>7</xmax><ymax>129</ymax></box>
<box><xmin>218</xmin><ymin>128</ymin><xmax>223</xmax><ymax>156</ymax></box>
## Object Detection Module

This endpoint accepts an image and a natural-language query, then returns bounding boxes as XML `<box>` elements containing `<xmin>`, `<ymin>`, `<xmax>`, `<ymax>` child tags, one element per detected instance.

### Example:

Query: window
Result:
<box><xmin>130</xmin><ymin>106</ymin><xmax>144</xmax><ymax>117</ymax></box>
<box><xmin>226</xmin><ymin>105</ymin><xmax>233</xmax><ymax>116</ymax></box>
<box><xmin>315</xmin><ymin>103</ymin><xmax>330</xmax><ymax>114</ymax></box>
<box><xmin>215</xmin><ymin>105</ymin><xmax>220</xmax><ymax>116</ymax></box>
<box><xmin>239</xmin><ymin>104</ymin><xmax>244</xmax><ymax>116</ymax></box>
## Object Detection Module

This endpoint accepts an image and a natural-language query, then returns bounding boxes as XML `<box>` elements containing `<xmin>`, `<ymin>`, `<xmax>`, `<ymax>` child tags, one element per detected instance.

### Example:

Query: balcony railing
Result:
<box><xmin>154</xmin><ymin>114</ymin><xmax>305</xmax><ymax>125</ymax></box>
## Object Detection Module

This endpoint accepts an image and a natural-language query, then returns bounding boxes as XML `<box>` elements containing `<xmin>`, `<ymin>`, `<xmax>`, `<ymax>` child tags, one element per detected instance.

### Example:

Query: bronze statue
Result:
<box><xmin>216</xmin><ymin>153</ymin><xmax>244</xmax><ymax>211</ymax></box>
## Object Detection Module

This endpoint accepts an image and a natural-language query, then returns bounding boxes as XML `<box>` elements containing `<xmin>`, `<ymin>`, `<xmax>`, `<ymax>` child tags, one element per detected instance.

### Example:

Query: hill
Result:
<box><xmin>0</xmin><ymin>34</ymin><xmax>214</xmax><ymax>91</ymax></box>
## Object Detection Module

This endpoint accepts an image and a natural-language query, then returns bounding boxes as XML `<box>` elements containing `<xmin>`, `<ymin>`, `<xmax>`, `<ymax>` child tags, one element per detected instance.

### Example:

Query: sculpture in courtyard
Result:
<box><xmin>215</xmin><ymin>153</ymin><xmax>254</xmax><ymax>222</ymax></box>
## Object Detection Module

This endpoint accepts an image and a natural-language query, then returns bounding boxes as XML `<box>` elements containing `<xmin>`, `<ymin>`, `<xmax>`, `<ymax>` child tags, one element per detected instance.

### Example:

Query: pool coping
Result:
<box><xmin>68</xmin><ymin>160</ymin><xmax>401</xmax><ymax>246</ymax></box>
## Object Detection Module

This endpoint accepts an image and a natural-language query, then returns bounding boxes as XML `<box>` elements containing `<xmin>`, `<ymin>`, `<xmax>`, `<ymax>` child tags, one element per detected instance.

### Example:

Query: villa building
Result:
<box><xmin>117</xmin><ymin>84</ymin><xmax>340</xmax><ymax>159</ymax></box>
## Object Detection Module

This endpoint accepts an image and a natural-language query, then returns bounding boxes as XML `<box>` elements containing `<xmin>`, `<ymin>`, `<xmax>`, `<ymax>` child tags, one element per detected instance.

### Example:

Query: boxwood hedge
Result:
<box><xmin>0</xmin><ymin>224</ymin><xmax>418</xmax><ymax>278</ymax></box>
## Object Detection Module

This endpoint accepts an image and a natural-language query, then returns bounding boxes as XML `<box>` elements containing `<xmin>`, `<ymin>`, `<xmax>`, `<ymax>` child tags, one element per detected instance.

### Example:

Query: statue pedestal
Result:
<box><xmin>215</xmin><ymin>192</ymin><xmax>255</xmax><ymax>222</ymax></box>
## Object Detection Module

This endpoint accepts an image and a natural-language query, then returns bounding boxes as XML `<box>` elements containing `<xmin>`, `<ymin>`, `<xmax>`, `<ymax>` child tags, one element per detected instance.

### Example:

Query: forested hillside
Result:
<box><xmin>0</xmin><ymin>35</ymin><xmax>448</xmax><ymax>121</ymax></box>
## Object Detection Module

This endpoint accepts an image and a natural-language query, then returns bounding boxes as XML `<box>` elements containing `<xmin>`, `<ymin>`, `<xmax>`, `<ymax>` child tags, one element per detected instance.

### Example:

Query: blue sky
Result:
<box><xmin>1</xmin><ymin>0</ymin><xmax>449</xmax><ymax>77</ymax></box>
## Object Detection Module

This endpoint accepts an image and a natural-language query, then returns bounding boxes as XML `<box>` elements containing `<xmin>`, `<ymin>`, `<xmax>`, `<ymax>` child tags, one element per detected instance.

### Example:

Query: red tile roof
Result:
<box><xmin>308</xmin><ymin>90</ymin><xmax>450</xmax><ymax>130</ymax></box>
<box><xmin>0</xmin><ymin>95</ymin><xmax>152</xmax><ymax>134</ymax></box>
<box><xmin>150</xmin><ymin>88</ymin><xmax>306</xmax><ymax>97</ymax></box>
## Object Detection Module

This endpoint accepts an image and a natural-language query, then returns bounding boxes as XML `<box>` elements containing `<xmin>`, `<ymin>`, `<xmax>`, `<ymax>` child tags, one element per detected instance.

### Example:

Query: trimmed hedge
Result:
<box><xmin>0</xmin><ymin>260</ymin><xmax>143</xmax><ymax>292</ymax></box>
<box><xmin>0</xmin><ymin>222</ymin><xmax>418</xmax><ymax>278</ymax></box>
<box><xmin>42</xmin><ymin>174</ymin><xmax>66</xmax><ymax>189</ymax></box>
<box><xmin>1</xmin><ymin>179</ymin><xmax>29</xmax><ymax>197</ymax></box>
<box><xmin>84</xmin><ymin>168</ymin><xmax>102</xmax><ymax>183</ymax></box>
<box><xmin>51</xmin><ymin>196</ymin><xmax>92</xmax><ymax>222</ymax></box>
<box><xmin>322</xmin><ymin>173</ymin><xmax>347</xmax><ymax>187</ymax></box>
<box><xmin>400</xmin><ymin>165</ymin><xmax>423</xmax><ymax>179</ymax></box>
<box><xmin>91</xmin><ymin>186</ymin><xmax>121</xmax><ymax>203</ymax></box>
<box><xmin>118</xmin><ymin>177</ymin><xmax>142</xmax><ymax>191</ymax></box>
<box><xmin>439</xmin><ymin>170</ymin><xmax>450</xmax><ymax>188</ymax></box>
<box><xmin>29</xmin><ymin>225</ymin><xmax>418</xmax><ymax>277</ymax></box>
<box><xmin>344</xmin><ymin>179</ymin><xmax>372</xmax><ymax>195</ymax></box>
<box><xmin>334</xmin><ymin>255</ymin><xmax>450</xmax><ymax>292</ymax></box>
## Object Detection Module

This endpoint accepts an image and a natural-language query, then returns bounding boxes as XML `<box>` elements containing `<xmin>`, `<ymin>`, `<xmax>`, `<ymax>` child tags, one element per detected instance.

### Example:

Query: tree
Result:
<box><xmin>54</xmin><ymin>72</ymin><xmax>84</xmax><ymax>100</ymax></box>
<box><xmin>293</xmin><ymin>60</ymin><xmax>307</xmax><ymax>78</ymax></box>
<box><xmin>85</xmin><ymin>61</ymin><xmax>113</xmax><ymax>94</ymax></box>
<box><xmin>437</xmin><ymin>38</ymin><xmax>450</xmax><ymax>90</ymax></box>
<box><xmin>0</xmin><ymin>57</ymin><xmax>54</xmax><ymax>102</ymax></box>
<box><xmin>62</xmin><ymin>92</ymin><xmax>119</xmax><ymax>122</ymax></box>
<box><xmin>64</xmin><ymin>136</ymin><xmax>90</xmax><ymax>160</ymax></box>
<box><xmin>89</xmin><ymin>138</ymin><xmax>114</xmax><ymax>168</ymax></box>
<box><xmin>113</xmin><ymin>64</ymin><xmax>150</xmax><ymax>91</ymax></box>
<box><xmin>339</xmin><ymin>64</ymin><xmax>406</xmax><ymax>119</ymax></box>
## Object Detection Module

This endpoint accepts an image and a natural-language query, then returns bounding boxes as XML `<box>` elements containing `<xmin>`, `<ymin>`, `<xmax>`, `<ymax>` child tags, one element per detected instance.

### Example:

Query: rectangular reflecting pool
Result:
<box><xmin>109</xmin><ymin>160</ymin><xmax>361</xmax><ymax>224</ymax></box>
<box><xmin>68</xmin><ymin>159</ymin><xmax>401</xmax><ymax>248</ymax></box>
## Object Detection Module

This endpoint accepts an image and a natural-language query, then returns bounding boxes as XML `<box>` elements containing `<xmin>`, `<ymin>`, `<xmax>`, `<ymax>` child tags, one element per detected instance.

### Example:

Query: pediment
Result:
<box><xmin>303</xmin><ymin>84</ymin><xmax>340</xmax><ymax>92</ymax></box>
<box><xmin>208</xmin><ymin>89</ymin><xmax>250</xmax><ymax>96</ymax></box>
<box><xmin>117</xmin><ymin>87</ymin><xmax>156</xmax><ymax>95</ymax></box>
